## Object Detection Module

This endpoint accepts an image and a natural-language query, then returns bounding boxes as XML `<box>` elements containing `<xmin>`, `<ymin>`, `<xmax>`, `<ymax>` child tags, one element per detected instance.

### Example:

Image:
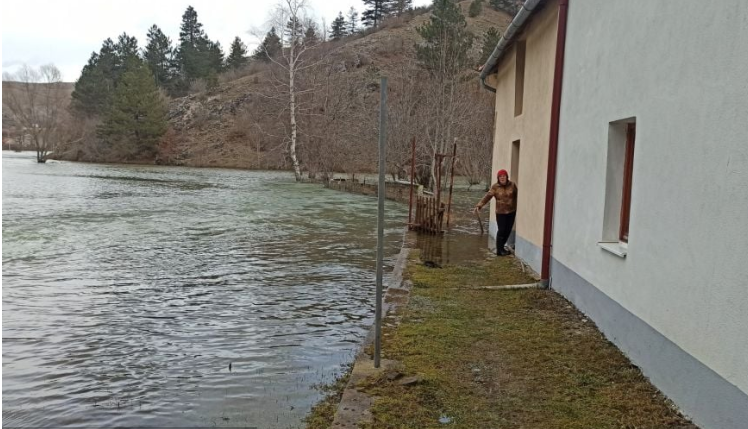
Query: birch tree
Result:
<box><xmin>253</xmin><ymin>0</ymin><xmax>326</xmax><ymax>181</ymax></box>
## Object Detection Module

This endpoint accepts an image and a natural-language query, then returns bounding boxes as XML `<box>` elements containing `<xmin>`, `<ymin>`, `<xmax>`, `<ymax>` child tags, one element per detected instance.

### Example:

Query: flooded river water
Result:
<box><xmin>1</xmin><ymin>152</ymin><xmax>407</xmax><ymax>428</ymax></box>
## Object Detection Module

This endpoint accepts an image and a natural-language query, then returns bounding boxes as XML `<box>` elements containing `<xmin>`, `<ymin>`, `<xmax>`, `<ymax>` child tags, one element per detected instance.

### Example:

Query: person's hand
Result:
<box><xmin>473</xmin><ymin>205</ymin><xmax>482</xmax><ymax>214</ymax></box>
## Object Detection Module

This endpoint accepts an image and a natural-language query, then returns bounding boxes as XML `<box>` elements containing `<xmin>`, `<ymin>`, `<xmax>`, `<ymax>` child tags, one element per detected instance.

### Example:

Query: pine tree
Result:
<box><xmin>252</xmin><ymin>27</ymin><xmax>282</xmax><ymax>62</ymax></box>
<box><xmin>347</xmin><ymin>7</ymin><xmax>359</xmax><ymax>34</ymax></box>
<box><xmin>179</xmin><ymin>6</ymin><xmax>204</xmax><ymax>47</ymax></box>
<box><xmin>208</xmin><ymin>41</ymin><xmax>224</xmax><ymax>71</ymax></box>
<box><xmin>415</xmin><ymin>0</ymin><xmax>474</xmax><ymax>77</ymax></box>
<box><xmin>362</xmin><ymin>0</ymin><xmax>388</xmax><ymax>28</ymax></box>
<box><xmin>115</xmin><ymin>33</ymin><xmax>139</xmax><ymax>65</ymax></box>
<box><xmin>98</xmin><ymin>62</ymin><xmax>167</xmax><ymax>157</ymax></box>
<box><xmin>388</xmin><ymin>0</ymin><xmax>413</xmax><ymax>16</ymax></box>
<box><xmin>303</xmin><ymin>25</ymin><xmax>319</xmax><ymax>45</ymax></box>
<box><xmin>111</xmin><ymin>33</ymin><xmax>141</xmax><ymax>84</ymax></box>
<box><xmin>71</xmin><ymin>38</ymin><xmax>120</xmax><ymax>117</ymax></box>
<box><xmin>331</xmin><ymin>12</ymin><xmax>347</xmax><ymax>40</ymax></box>
<box><xmin>71</xmin><ymin>52</ymin><xmax>109</xmax><ymax>116</ymax></box>
<box><xmin>227</xmin><ymin>36</ymin><xmax>249</xmax><ymax>69</ymax></box>
<box><xmin>479</xmin><ymin>27</ymin><xmax>501</xmax><ymax>65</ymax></box>
<box><xmin>285</xmin><ymin>16</ymin><xmax>304</xmax><ymax>47</ymax></box>
<box><xmin>175</xmin><ymin>6</ymin><xmax>212</xmax><ymax>80</ymax></box>
<box><xmin>97</xmin><ymin>38</ymin><xmax>119</xmax><ymax>77</ymax></box>
<box><xmin>143</xmin><ymin>25</ymin><xmax>173</xmax><ymax>87</ymax></box>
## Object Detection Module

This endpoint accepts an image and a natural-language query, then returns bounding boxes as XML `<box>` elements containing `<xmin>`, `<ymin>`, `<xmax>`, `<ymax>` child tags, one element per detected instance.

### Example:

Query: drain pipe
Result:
<box><xmin>479</xmin><ymin>0</ymin><xmax>544</xmax><ymax>93</ymax></box>
<box><xmin>540</xmin><ymin>0</ymin><xmax>569</xmax><ymax>288</ymax></box>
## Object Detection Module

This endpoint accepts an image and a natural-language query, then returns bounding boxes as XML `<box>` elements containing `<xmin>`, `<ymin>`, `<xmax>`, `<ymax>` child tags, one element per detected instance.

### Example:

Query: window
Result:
<box><xmin>511</xmin><ymin>140</ymin><xmax>521</xmax><ymax>187</ymax></box>
<box><xmin>619</xmin><ymin>123</ymin><xmax>636</xmax><ymax>242</ymax></box>
<box><xmin>600</xmin><ymin>118</ymin><xmax>636</xmax><ymax>256</ymax></box>
<box><xmin>514</xmin><ymin>41</ymin><xmax>526</xmax><ymax>117</ymax></box>
<box><xmin>511</xmin><ymin>140</ymin><xmax>520</xmax><ymax>233</ymax></box>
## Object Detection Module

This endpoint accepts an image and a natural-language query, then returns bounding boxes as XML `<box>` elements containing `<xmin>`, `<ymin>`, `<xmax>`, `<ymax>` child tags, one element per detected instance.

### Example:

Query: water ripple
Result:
<box><xmin>2</xmin><ymin>152</ymin><xmax>405</xmax><ymax>428</ymax></box>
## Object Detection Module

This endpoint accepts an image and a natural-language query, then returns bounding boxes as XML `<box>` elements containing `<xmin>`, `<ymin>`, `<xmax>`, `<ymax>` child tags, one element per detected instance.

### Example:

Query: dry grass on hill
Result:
<box><xmin>162</xmin><ymin>2</ymin><xmax>513</xmax><ymax>170</ymax></box>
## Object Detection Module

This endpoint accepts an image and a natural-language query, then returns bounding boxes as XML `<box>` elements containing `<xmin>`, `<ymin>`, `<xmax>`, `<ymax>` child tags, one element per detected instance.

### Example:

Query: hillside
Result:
<box><xmin>160</xmin><ymin>2</ymin><xmax>513</xmax><ymax>170</ymax></box>
<box><xmin>12</xmin><ymin>2</ymin><xmax>515</xmax><ymax>171</ymax></box>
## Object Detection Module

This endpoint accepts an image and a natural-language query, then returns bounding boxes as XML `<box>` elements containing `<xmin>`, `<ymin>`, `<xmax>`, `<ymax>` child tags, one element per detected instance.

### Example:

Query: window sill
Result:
<box><xmin>598</xmin><ymin>241</ymin><xmax>627</xmax><ymax>258</ymax></box>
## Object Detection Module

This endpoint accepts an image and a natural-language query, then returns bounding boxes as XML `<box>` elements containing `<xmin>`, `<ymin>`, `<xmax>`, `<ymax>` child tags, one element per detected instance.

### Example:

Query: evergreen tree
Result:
<box><xmin>331</xmin><ymin>12</ymin><xmax>347</xmax><ymax>40</ymax></box>
<box><xmin>115</xmin><ymin>33</ymin><xmax>140</xmax><ymax>66</ymax></box>
<box><xmin>347</xmin><ymin>7</ymin><xmax>359</xmax><ymax>34</ymax></box>
<box><xmin>479</xmin><ymin>27</ymin><xmax>501</xmax><ymax>65</ymax></box>
<box><xmin>362</xmin><ymin>0</ymin><xmax>388</xmax><ymax>28</ymax></box>
<box><xmin>98</xmin><ymin>62</ymin><xmax>167</xmax><ymax>156</ymax></box>
<box><xmin>285</xmin><ymin>16</ymin><xmax>304</xmax><ymax>47</ymax></box>
<box><xmin>226</xmin><ymin>36</ymin><xmax>249</xmax><ymax>69</ymax></box>
<box><xmin>208</xmin><ymin>41</ymin><xmax>225</xmax><ymax>72</ymax></box>
<box><xmin>71</xmin><ymin>52</ymin><xmax>110</xmax><ymax>116</ymax></box>
<box><xmin>179</xmin><ymin>6</ymin><xmax>204</xmax><ymax>46</ymax></box>
<box><xmin>143</xmin><ymin>25</ymin><xmax>173</xmax><ymax>87</ymax></box>
<box><xmin>113</xmin><ymin>33</ymin><xmax>143</xmax><ymax>84</ymax></box>
<box><xmin>71</xmin><ymin>38</ymin><xmax>122</xmax><ymax>117</ymax></box>
<box><xmin>97</xmin><ymin>38</ymin><xmax>119</xmax><ymax>77</ymax></box>
<box><xmin>252</xmin><ymin>27</ymin><xmax>282</xmax><ymax>62</ymax></box>
<box><xmin>415</xmin><ymin>0</ymin><xmax>474</xmax><ymax>77</ymax></box>
<box><xmin>303</xmin><ymin>25</ymin><xmax>320</xmax><ymax>45</ymax></box>
<box><xmin>388</xmin><ymin>0</ymin><xmax>413</xmax><ymax>16</ymax></box>
<box><xmin>175</xmin><ymin>6</ymin><xmax>212</xmax><ymax>80</ymax></box>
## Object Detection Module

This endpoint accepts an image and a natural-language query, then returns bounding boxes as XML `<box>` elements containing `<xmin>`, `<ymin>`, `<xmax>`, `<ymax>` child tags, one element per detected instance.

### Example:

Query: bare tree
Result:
<box><xmin>2</xmin><ymin>64</ymin><xmax>69</xmax><ymax>163</ymax></box>
<box><xmin>415</xmin><ymin>0</ymin><xmax>475</xmax><ymax>189</ymax></box>
<box><xmin>455</xmin><ymin>82</ymin><xmax>494</xmax><ymax>189</ymax></box>
<box><xmin>387</xmin><ymin>60</ymin><xmax>426</xmax><ymax>181</ymax></box>
<box><xmin>252</xmin><ymin>0</ymin><xmax>327</xmax><ymax>181</ymax></box>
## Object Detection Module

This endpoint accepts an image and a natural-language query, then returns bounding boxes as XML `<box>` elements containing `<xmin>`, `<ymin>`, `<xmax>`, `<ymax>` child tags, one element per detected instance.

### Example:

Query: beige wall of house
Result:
<box><xmin>486</xmin><ymin>1</ymin><xmax>558</xmax><ymax>273</ymax></box>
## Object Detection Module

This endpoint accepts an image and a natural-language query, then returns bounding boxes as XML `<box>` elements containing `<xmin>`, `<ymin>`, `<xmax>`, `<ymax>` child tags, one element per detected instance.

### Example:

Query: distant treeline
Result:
<box><xmin>70</xmin><ymin>6</ymin><xmax>250</xmax><ymax>159</ymax></box>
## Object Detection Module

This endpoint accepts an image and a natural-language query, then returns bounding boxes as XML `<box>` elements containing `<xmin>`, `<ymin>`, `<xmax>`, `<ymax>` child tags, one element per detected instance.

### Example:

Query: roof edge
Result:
<box><xmin>479</xmin><ymin>0</ymin><xmax>546</xmax><ymax>91</ymax></box>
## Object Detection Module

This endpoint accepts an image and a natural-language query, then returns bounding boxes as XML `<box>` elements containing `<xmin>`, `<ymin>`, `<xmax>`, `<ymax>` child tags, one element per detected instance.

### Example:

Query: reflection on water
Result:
<box><xmin>2</xmin><ymin>152</ymin><xmax>406</xmax><ymax>428</ymax></box>
<box><xmin>408</xmin><ymin>231</ymin><xmax>491</xmax><ymax>266</ymax></box>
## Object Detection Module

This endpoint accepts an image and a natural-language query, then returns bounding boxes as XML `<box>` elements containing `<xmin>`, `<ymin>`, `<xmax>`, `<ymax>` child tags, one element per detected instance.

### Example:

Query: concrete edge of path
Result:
<box><xmin>331</xmin><ymin>245</ymin><xmax>411</xmax><ymax>428</ymax></box>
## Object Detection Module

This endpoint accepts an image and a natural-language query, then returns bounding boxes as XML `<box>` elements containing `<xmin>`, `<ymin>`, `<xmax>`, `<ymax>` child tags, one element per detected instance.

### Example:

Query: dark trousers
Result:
<box><xmin>495</xmin><ymin>211</ymin><xmax>516</xmax><ymax>253</ymax></box>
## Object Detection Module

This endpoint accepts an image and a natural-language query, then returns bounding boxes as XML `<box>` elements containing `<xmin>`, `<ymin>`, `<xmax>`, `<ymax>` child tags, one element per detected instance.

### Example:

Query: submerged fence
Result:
<box><xmin>413</xmin><ymin>195</ymin><xmax>445</xmax><ymax>234</ymax></box>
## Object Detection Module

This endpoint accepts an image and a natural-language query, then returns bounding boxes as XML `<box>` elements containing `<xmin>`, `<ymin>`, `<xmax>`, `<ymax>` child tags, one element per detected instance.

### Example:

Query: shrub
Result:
<box><xmin>469</xmin><ymin>0</ymin><xmax>483</xmax><ymax>17</ymax></box>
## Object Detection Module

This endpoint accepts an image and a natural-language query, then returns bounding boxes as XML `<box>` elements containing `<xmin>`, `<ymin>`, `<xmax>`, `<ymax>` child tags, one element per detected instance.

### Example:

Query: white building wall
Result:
<box><xmin>553</xmin><ymin>0</ymin><xmax>748</xmax><ymax>426</ymax></box>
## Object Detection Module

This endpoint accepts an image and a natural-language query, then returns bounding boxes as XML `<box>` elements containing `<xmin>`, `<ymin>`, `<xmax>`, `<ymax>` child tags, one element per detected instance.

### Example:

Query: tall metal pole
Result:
<box><xmin>408</xmin><ymin>136</ymin><xmax>416</xmax><ymax>227</ymax></box>
<box><xmin>375</xmin><ymin>77</ymin><xmax>387</xmax><ymax>368</ymax></box>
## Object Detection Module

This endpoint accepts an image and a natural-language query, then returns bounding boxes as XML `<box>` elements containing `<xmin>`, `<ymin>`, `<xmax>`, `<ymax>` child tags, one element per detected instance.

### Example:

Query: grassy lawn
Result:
<box><xmin>355</xmin><ymin>252</ymin><xmax>697</xmax><ymax>429</ymax></box>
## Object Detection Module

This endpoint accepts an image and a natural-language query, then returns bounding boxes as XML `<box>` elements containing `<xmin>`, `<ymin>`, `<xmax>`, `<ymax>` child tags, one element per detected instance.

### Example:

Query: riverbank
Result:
<box><xmin>306</xmin><ymin>249</ymin><xmax>699</xmax><ymax>429</ymax></box>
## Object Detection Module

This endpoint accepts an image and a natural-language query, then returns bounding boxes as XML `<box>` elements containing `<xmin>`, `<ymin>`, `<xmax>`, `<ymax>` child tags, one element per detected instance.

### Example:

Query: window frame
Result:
<box><xmin>619</xmin><ymin>123</ymin><xmax>636</xmax><ymax>242</ymax></box>
<box><xmin>514</xmin><ymin>40</ymin><xmax>526</xmax><ymax>117</ymax></box>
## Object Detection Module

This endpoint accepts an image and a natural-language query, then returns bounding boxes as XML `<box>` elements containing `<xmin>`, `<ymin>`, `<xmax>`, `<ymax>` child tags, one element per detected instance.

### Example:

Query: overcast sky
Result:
<box><xmin>2</xmin><ymin>0</ymin><xmax>431</xmax><ymax>82</ymax></box>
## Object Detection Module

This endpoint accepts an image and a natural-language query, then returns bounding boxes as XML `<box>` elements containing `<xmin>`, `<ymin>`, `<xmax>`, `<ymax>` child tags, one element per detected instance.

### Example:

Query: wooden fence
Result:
<box><xmin>413</xmin><ymin>195</ymin><xmax>445</xmax><ymax>234</ymax></box>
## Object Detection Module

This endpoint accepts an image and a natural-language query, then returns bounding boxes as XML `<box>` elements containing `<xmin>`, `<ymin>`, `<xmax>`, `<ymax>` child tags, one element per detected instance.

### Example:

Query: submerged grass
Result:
<box><xmin>358</xmin><ymin>251</ymin><xmax>698</xmax><ymax>429</ymax></box>
<box><xmin>304</xmin><ymin>364</ymin><xmax>353</xmax><ymax>429</ymax></box>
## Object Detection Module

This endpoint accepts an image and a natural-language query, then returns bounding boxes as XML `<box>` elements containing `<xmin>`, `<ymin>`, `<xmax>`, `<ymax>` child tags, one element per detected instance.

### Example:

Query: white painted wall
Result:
<box><xmin>553</xmin><ymin>0</ymin><xmax>748</xmax><ymax>395</ymax></box>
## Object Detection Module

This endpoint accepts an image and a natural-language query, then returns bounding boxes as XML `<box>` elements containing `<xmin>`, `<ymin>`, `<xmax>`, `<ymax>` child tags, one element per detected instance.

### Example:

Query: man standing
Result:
<box><xmin>474</xmin><ymin>169</ymin><xmax>518</xmax><ymax>256</ymax></box>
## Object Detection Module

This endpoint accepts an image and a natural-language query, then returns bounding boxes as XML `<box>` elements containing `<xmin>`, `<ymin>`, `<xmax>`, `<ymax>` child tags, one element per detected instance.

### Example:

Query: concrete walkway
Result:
<box><xmin>330</xmin><ymin>247</ymin><xmax>411</xmax><ymax>428</ymax></box>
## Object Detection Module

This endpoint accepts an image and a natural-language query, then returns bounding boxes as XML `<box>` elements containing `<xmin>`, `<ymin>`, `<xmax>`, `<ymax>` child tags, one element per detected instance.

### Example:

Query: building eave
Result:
<box><xmin>479</xmin><ymin>0</ymin><xmax>547</xmax><ymax>92</ymax></box>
